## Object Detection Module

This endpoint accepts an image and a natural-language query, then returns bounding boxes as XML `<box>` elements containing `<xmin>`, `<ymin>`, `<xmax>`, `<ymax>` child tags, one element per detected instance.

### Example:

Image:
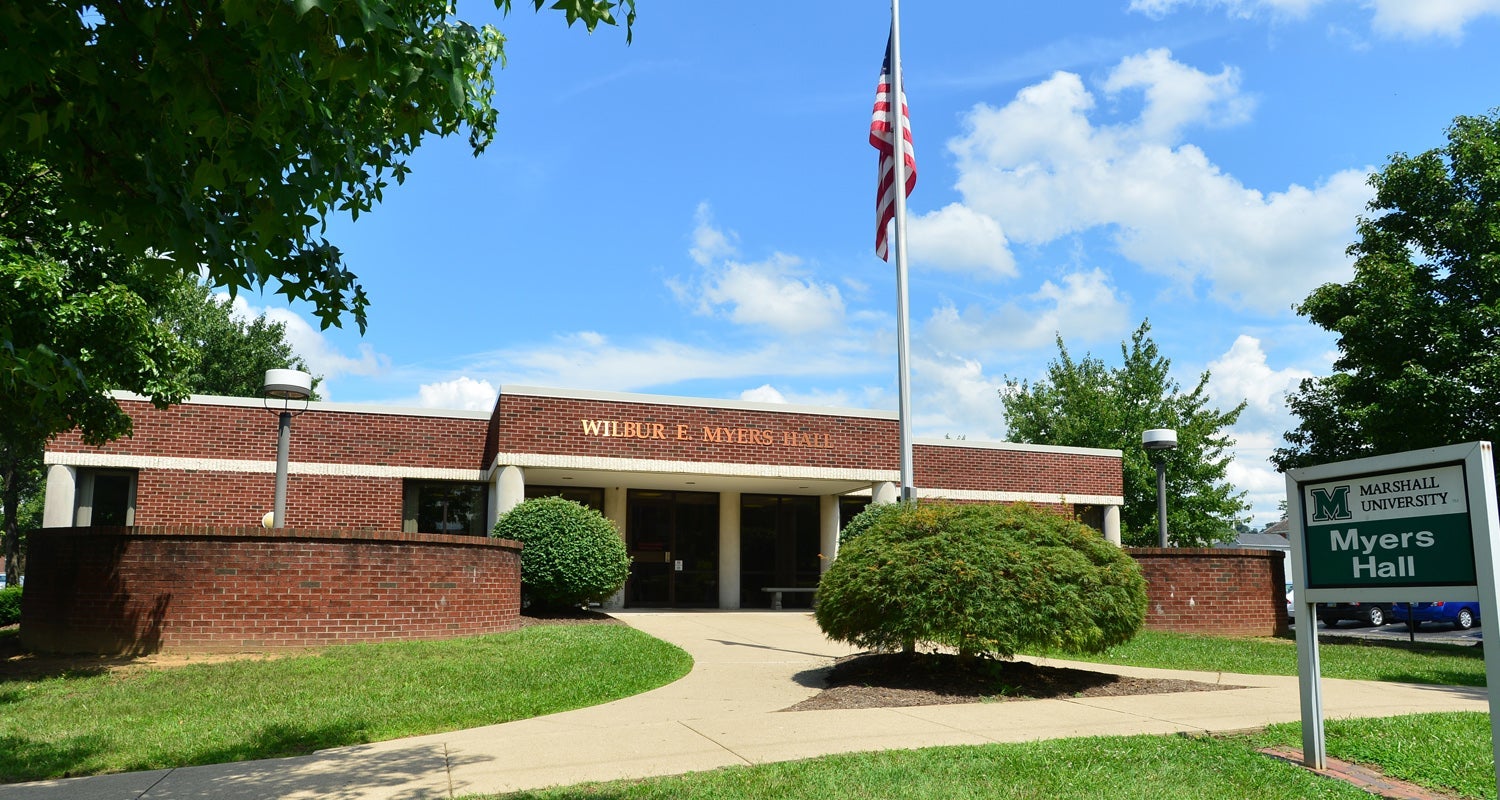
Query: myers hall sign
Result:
<box><xmin>1301</xmin><ymin>463</ymin><xmax>1477</xmax><ymax>588</ymax></box>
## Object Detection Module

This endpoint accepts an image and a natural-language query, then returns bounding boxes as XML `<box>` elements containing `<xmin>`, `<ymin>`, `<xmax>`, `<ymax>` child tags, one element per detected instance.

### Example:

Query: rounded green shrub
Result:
<box><xmin>0</xmin><ymin>585</ymin><xmax>21</xmax><ymax>627</ymax></box>
<box><xmin>815</xmin><ymin>502</ymin><xmax>1148</xmax><ymax>658</ymax></box>
<box><xmin>492</xmin><ymin>496</ymin><xmax>630</xmax><ymax>608</ymax></box>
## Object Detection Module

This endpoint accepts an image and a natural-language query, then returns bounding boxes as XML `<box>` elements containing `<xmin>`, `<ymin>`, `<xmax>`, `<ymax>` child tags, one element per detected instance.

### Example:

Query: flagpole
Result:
<box><xmin>888</xmin><ymin>0</ymin><xmax>915</xmax><ymax>502</ymax></box>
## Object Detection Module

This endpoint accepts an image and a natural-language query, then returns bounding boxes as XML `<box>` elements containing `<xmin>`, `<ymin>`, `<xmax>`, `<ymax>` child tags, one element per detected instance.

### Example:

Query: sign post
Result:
<box><xmin>1286</xmin><ymin>442</ymin><xmax>1500</xmax><ymax>780</ymax></box>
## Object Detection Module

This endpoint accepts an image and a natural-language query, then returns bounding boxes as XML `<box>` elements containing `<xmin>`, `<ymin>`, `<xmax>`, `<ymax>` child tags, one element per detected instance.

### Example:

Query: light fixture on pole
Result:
<box><xmin>1142</xmin><ymin>428</ymin><xmax>1178</xmax><ymax>547</ymax></box>
<box><xmin>263</xmin><ymin>369</ymin><xmax>313</xmax><ymax>529</ymax></box>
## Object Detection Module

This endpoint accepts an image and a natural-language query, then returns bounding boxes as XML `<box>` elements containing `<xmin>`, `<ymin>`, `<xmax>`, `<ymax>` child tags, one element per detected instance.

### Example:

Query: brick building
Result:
<box><xmin>41</xmin><ymin>385</ymin><xmax>1124</xmax><ymax>610</ymax></box>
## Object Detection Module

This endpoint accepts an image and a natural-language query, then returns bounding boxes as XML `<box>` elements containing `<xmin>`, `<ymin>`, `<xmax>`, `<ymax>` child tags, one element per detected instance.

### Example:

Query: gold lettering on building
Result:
<box><xmin>580</xmin><ymin>418</ymin><xmax>833</xmax><ymax>449</ymax></box>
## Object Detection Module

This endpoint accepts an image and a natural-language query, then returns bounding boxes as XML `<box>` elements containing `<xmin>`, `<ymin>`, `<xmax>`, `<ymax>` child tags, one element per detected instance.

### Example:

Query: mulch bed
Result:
<box><xmin>783</xmin><ymin>651</ymin><xmax>1239</xmax><ymax>711</ymax></box>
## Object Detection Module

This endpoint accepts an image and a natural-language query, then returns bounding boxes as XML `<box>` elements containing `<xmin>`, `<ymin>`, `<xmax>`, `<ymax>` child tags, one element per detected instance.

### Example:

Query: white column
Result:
<box><xmin>602</xmin><ymin>486</ymin><xmax>628</xmax><ymax>610</ymax></box>
<box><xmin>819</xmin><ymin>494</ymin><xmax>841</xmax><ymax>570</ymax></box>
<box><xmin>1103</xmin><ymin>504</ymin><xmax>1122</xmax><ymax>546</ymax></box>
<box><xmin>871</xmin><ymin>481</ymin><xmax>899</xmax><ymax>505</ymax></box>
<box><xmin>42</xmin><ymin>464</ymin><xmax>78</xmax><ymax>528</ymax></box>
<box><xmin>495</xmin><ymin>465</ymin><xmax>526</xmax><ymax>518</ymax></box>
<box><xmin>718</xmin><ymin>490</ymin><xmax>741</xmax><ymax>609</ymax></box>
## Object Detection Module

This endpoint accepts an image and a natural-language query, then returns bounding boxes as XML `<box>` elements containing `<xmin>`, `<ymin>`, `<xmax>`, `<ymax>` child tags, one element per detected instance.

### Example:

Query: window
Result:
<box><xmin>75</xmin><ymin>470</ymin><xmax>136</xmax><ymax>527</ymax></box>
<box><xmin>404</xmin><ymin>481</ymin><xmax>488</xmax><ymax>536</ymax></box>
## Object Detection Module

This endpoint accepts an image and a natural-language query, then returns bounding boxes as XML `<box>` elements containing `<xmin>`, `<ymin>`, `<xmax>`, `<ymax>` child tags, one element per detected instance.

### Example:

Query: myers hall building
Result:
<box><xmin>41</xmin><ymin>386</ymin><xmax>1124</xmax><ymax>610</ymax></box>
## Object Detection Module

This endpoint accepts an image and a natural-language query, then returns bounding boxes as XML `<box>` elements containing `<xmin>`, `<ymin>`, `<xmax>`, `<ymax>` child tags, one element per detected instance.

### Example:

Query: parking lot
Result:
<box><xmin>1293</xmin><ymin>617</ymin><xmax>1483</xmax><ymax>645</ymax></box>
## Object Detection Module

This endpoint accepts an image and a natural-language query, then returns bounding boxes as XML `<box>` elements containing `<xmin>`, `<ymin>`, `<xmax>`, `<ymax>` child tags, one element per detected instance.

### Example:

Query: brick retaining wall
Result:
<box><xmin>1130</xmin><ymin>547</ymin><xmax>1288</xmax><ymax>637</ymax></box>
<box><xmin>20</xmin><ymin>527</ymin><xmax>521</xmax><ymax>654</ymax></box>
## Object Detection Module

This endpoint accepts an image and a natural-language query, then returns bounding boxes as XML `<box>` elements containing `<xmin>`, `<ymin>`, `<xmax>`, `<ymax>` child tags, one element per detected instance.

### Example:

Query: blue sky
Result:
<box><xmin>231</xmin><ymin>0</ymin><xmax>1500</xmax><ymax>528</ymax></box>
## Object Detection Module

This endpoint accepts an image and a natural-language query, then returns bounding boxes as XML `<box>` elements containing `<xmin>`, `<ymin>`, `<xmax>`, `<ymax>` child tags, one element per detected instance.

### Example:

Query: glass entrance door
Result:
<box><xmin>740</xmin><ymin>494</ymin><xmax>821</xmax><ymax>608</ymax></box>
<box><xmin>625</xmin><ymin>490</ymin><xmax>719</xmax><ymax>607</ymax></box>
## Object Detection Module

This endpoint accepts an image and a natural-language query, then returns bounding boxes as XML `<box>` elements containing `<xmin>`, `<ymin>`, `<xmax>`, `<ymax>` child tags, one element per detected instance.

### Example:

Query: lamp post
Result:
<box><xmin>1142</xmin><ymin>428</ymin><xmax>1178</xmax><ymax>547</ymax></box>
<box><xmin>263</xmin><ymin>369</ymin><xmax>313</xmax><ymax>529</ymax></box>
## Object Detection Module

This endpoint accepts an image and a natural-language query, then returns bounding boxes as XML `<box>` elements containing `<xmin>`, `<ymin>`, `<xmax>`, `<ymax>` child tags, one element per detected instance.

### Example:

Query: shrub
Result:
<box><xmin>492</xmin><ymin>496</ymin><xmax>631</xmax><ymax>608</ymax></box>
<box><xmin>815</xmin><ymin>502</ymin><xmax>1148</xmax><ymax>658</ymax></box>
<box><xmin>838</xmin><ymin>500</ymin><xmax>904</xmax><ymax>546</ymax></box>
<box><xmin>0</xmin><ymin>585</ymin><xmax>21</xmax><ymax>627</ymax></box>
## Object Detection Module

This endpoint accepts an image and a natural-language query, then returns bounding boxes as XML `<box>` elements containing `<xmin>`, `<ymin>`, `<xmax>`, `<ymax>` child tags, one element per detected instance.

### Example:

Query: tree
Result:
<box><xmin>1001</xmin><ymin>321</ymin><xmax>1249</xmax><ymax>547</ymax></box>
<box><xmin>1</xmin><ymin>152</ymin><xmax>194</xmax><ymax>587</ymax></box>
<box><xmin>1274</xmin><ymin>111</ymin><xmax>1500</xmax><ymax>472</ymax></box>
<box><xmin>815</xmin><ymin>502</ymin><xmax>1147</xmax><ymax>658</ymax></box>
<box><xmin>0</xmin><ymin>1</ymin><xmax>634</xmax><ymax>333</ymax></box>
<box><xmin>160</xmin><ymin>277</ymin><xmax>318</xmax><ymax>399</ymax></box>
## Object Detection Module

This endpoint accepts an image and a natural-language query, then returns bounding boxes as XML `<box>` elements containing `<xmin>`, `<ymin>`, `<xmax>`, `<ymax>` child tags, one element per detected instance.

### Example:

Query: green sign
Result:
<box><xmin>1301</xmin><ymin>463</ymin><xmax>1477</xmax><ymax>588</ymax></box>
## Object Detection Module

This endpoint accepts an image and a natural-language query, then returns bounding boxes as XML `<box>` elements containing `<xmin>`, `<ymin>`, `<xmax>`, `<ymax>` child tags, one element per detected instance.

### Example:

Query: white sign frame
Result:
<box><xmin>1285</xmin><ymin>441</ymin><xmax>1500</xmax><ymax>775</ymax></box>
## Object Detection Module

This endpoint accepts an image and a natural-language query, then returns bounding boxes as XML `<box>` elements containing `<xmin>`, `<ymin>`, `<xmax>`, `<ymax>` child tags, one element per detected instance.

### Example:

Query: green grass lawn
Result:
<box><xmin>480</xmin><ymin>714</ymin><xmax>1496</xmax><ymax>800</ymax></box>
<box><xmin>0</xmin><ymin>624</ymin><xmax>691</xmax><ymax>783</ymax></box>
<box><xmin>1031</xmin><ymin>629</ymin><xmax>1486</xmax><ymax>686</ymax></box>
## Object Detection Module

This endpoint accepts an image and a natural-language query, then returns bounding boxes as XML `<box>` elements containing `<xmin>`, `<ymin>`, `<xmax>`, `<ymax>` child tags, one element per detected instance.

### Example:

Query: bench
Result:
<box><xmin>761</xmin><ymin>587</ymin><xmax>817</xmax><ymax>610</ymax></box>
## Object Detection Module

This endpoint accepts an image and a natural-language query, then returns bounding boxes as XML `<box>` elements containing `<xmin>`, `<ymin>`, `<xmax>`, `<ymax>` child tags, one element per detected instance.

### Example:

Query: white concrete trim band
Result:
<box><xmin>45</xmin><ymin>451</ymin><xmax>487</xmax><ymax>482</ymax></box>
<box><xmin>916</xmin><ymin>488</ymin><xmax>1125</xmax><ymax>506</ymax></box>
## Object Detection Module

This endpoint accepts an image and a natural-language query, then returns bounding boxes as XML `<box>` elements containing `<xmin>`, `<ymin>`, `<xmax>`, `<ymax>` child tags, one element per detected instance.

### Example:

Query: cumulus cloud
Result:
<box><xmin>417</xmin><ymin>376</ymin><xmax>498</xmax><ymax>411</ymax></box>
<box><xmin>1367</xmin><ymin>0</ymin><xmax>1500</xmax><ymax>38</ymax></box>
<box><xmin>688</xmin><ymin>202</ymin><xmax>737</xmax><ymax>266</ymax></box>
<box><xmin>688</xmin><ymin>253</ymin><xmax>846</xmax><ymax>336</ymax></box>
<box><xmin>225</xmin><ymin>295</ymin><xmax>388</xmax><ymax>399</ymax></box>
<box><xmin>1206</xmin><ymin>336</ymin><xmax>1322</xmax><ymax>525</ymax></box>
<box><xmin>944</xmin><ymin>50</ymin><xmax>1370</xmax><ymax>313</ymax></box>
<box><xmin>923</xmin><ymin>269</ymin><xmax>1132</xmax><ymax>357</ymax></box>
<box><xmin>739</xmin><ymin>384</ymin><xmax>787</xmax><ymax>404</ymax></box>
<box><xmin>906</xmin><ymin>203</ymin><xmax>1016</xmax><ymax>278</ymax></box>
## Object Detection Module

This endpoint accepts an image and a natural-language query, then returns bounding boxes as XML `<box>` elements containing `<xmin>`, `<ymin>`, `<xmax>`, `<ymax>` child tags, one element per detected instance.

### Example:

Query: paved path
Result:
<box><xmin>1</xmin><ymin>611</ymin><xmax>1489</xmax><ymax>799</ymax></box>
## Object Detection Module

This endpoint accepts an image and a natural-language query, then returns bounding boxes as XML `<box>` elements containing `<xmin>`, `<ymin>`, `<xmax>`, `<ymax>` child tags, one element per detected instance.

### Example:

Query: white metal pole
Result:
<box><xmin>889</xmin><ymin>0</ymin><xmax>915</xmax><ymax>502</ymax></box>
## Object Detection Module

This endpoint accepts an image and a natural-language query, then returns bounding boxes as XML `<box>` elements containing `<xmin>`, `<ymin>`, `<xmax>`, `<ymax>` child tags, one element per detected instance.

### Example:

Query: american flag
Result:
<box><xmin>870</xmin><ymin>32</ymin><xmax>916</xmax><ymax>261</ymax></box>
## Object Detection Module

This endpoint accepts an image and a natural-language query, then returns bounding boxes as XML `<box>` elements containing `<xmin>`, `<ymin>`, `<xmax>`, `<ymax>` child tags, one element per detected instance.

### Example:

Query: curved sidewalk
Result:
<box><xmin>2</xmin><ymin>611</ymin><xmax>1488</xmax><ymax>800</ymax></box>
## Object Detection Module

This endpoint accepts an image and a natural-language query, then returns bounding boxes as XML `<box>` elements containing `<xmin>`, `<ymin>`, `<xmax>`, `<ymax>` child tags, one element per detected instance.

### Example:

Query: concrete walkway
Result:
<box><xmin>1</xmin><ymin>611</ymin><xmax>1489</xmax><ymax>800</ymax></box>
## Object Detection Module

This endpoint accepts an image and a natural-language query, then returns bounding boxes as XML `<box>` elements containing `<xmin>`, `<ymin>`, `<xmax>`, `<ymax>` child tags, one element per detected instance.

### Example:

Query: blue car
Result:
<box><xmin>1392</xmin><ymin>601</ymin><xmax>1481</xmax><ymax>630</ymax></box>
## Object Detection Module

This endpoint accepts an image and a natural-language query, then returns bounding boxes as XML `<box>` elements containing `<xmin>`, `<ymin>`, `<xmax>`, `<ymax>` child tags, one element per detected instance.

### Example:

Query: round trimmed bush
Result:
<box><xmin>815</xmin><ymin>502</ymin><xmax>1147</xmax><ymax>657</ymax></box>
<box><xmin>492</xmin><ymin>497</ymin><xmax>630</xmax><ymax>608</ymax></box>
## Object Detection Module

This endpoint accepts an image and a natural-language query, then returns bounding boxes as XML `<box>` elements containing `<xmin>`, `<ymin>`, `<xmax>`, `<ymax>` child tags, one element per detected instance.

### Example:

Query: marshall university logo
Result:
<box><xmin>1309</xmin><ymin>485</ymin><xmax>1352</xmax><ymax>522</ymax></box>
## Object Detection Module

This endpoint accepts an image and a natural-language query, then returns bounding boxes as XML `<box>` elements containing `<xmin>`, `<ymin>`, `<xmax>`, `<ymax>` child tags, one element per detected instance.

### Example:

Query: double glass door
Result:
<box><xmin>625</xmin><ymin>490</ymin><xmax>719</xmax><ymax>607</ymax></box>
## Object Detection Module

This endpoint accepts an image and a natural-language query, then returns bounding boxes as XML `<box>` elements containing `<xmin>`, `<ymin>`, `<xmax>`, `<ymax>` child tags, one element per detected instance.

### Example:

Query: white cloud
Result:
<box><xmin>688</xmin><ymin>202</ymin><xmax>737</xmax><ymax>266</ymax></box>
<box><xmin>1367</xmin><ymin>0</ymin><xmax>1500</xmax><ymax>38</ymax></box>
<box><xmin>1129</xmin><ymin>0</ymin><xmax>1326</xmax><ymax>18</ymax></box>
<box><xmin>945</xmin><ymin>52</ymin><xmax>1371</xmax><ymax>313</ymax></box>
<box><xmin>225</xmin><ymin>295</ymin><xmax>388</xmax><ymax>399</ymax></box>
<box><xmin>1100</xmin><ymin>49</ymin><xmax>1255</xmax><ymax>140</ymax></box>
<box><xmin>906</xmin><ymin>203</ymin><xmax>1017</xmax><ymax>278</ymax></box>
<box><xmin>1131</xmin><ymin>0</ymin><xmax>1500</xmax><ymax>39</ymax></box>
<box><xmin>911</xmin><ymin>355</ymin><xmax>1010</xmax><ymax>440</ymax></box>
<box><xmin>923</xmin><ymin>269</ymin><xmax>1132</xmax><ymax>357</ymax></box>
<box><xmin>1207</xmin><ymin>336</ymin><xmax>1319</xmax><ymax>525</ymax></box>
<box><xmin>739</xmin><ymin>384</ymin><xmax>787</xmax><ymax>404</ymax></box>
<box><xmin>691</xmin><ymin>253</ymin><xmax>846</xmax><ymax>336</ymax></box>
<box><xmin>417</xmin><ymin>377</ymin><xmax>497</xmax><ymax>411</ymax></box>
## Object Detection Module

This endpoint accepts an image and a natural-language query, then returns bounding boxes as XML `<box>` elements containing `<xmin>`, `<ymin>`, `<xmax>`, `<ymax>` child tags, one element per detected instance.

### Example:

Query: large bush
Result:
<box><xmin>815</xmin><ymin>502</ymin><xmax>1147</xmax><ymax>658</ymax></box>
<box><xmin>492</xmin><ymin>497</ymin><xmax>630</xmax><ymax>608</ymax></box>
<box><xmin>837</xmin><ymin>500</ymin><xmax>903</xmax><ymax>547</ymax></box>
<box><xmin>0</xmin><ymin>585</ymin><xmax>21</xmax><ymax>627</ymax></box>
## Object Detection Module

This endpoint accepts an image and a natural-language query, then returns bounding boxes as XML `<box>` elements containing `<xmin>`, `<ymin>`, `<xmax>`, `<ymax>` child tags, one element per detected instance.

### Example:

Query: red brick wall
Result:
<box><xmin>916</xmin><ymin>445</ymin><xmax>1123</xmax><ymax>496</ymax></box>
<box><xmin>20</xmin><ymin>527</ymin><xmax>522</xmax><ymax>654</ymax></box>
<box><xmin>49</xmin><ymin>399</ymin><xmax>490</xmax><ymax>470</ymax></box>
<box><xmin>135</xmin><ymin>471</ymin><xmax>402</xmax><ymax>530</ymax></box>
<box><xmin>1130</xmin><ymin>548</ymin><xmax>1288</xmax><ymax>636</ymax></box>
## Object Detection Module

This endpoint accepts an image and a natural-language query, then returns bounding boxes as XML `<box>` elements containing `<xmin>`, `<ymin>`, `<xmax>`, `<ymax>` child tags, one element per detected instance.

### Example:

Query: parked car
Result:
<box><xmin>1392</xmin><ymin>601</ymin><xmax>1481</xmax><ymax>630</ymax></box>
<box><xmin>1317</xmin><ymin>601</ymin><xmax>1392</xmax><ymax>627</ymax></box>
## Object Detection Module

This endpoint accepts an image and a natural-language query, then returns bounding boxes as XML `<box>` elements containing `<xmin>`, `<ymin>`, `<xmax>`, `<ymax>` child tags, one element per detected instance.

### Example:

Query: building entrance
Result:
<box><xmin>625</xmin><ymin>490</ymin><xmax>719</xmax><ymax>607</ymax></box>
<box><xmin>740</xmin><ymin>494</ymin><xmax>821</xmax><ymax>608</ymax></box>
